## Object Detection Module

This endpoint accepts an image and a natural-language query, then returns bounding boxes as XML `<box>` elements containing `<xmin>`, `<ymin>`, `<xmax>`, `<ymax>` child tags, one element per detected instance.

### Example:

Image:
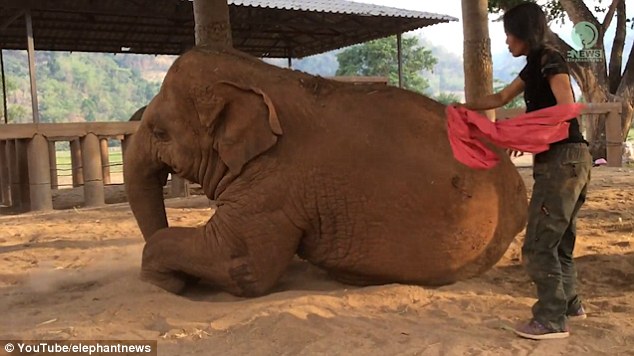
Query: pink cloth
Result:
<box><xmin>446</xmin><ymin>103</ymin><xmax>585</xmax><ymax>169</ymax></box>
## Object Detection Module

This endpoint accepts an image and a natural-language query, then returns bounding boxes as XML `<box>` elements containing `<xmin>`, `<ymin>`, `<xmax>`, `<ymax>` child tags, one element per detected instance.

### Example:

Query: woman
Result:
<box><xmin>460</xmin><ymin>2</ymin><xmax>592</xmax><ymax>340</ymax></box>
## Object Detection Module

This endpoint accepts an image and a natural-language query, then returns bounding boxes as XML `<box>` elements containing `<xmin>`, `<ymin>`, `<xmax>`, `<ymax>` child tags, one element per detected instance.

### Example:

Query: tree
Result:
<box><xmin>193</xmin><ymin>0</ymin><xmax>232</xmax><ymax>47</ymax></box>
<box><xmin>489</xmin><ymin>0</ymin><xmax>634</xmax><ymax>159</ymax></box>
<box><xmin>462</xmin><ymin>0</ymin><xmax>495</xmax><ymax>119</ymax></box>
<box><xmin>335</xmin><ymin>36</ymin><xmax>437</xmax><ymax>94</ymax></box>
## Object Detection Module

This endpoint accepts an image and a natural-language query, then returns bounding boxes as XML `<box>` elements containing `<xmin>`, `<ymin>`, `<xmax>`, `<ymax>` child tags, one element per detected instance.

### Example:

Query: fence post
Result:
<box><xmin>171</xmin><ymin>176</ymin><xmax>189</xmax><ymax>198</ymax></box>
<box><xmin>81</xmin><ymin>133</ymin><xmax>105</xmax><ymax>207</ymax></box>
<box><xmin>0</xmin><ymin>140</ymin><xmax>11</xmax><ymax>206</ymax></box>
<box><xmin>70</xmin><ymin>138</ymin><xmax>84</xmax><ymax>187</ymax></box>
<box><xmin>6</xmin><ymin>140</ymin><xmax>19</xmax><ymax>208</ymax></box>
<box><xmin>16</xmin><ymin>139</ymin><xmax>30</xmax><ymax>211</ymax></box>
<box><xmin>27</xmin><ymin>134</ymin><xmax>53</xmax><ymax>211</ymax></box>
<box><xmin>48</xmin><ymin>140</ymin><xmax>58</xmax><ymax>189</ymax></box>
<box><xmin>605</xmin><ymin>108</ymin><xmax>623</xmax><ymax>167</ymax></box>
<box><xmin>121</xmin><ymin>134</ymin><xmax>132</xmax><ymax>159</ymax></box>
<box><xmin>100</xmin><ymin>138</ymin><xmax>111</xmax><ymax>185</ymax></box>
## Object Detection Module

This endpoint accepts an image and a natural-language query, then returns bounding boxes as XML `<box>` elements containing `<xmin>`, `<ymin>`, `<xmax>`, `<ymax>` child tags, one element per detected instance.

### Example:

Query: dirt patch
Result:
<box><xmin>1</xmin><ymin>167</ymin><xmax>633</xmax><ymax>355</ymax></box>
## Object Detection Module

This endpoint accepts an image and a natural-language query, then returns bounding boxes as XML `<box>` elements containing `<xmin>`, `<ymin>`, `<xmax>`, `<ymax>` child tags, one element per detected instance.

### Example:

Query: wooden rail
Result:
<box><xmin>0</xmin><ymin>102</ymin><xmax>625</xmax><ymax>212</ymax></box>
<box><xmin>0</xmin><ymin>122</ymin><xmax>140</xmax><ymax>140</ymax></box>
<box><xmin>0</xmin><ymin>121</ymin><xmax>188</xmax><ymax>213</ymax></box>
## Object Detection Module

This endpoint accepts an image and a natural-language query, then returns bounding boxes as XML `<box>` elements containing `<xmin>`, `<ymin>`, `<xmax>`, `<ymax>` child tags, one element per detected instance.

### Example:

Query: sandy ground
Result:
<box><xmin>1</xmin><ymin>165</ymin><xmax>633</xmax><ymax>355</ymax></box>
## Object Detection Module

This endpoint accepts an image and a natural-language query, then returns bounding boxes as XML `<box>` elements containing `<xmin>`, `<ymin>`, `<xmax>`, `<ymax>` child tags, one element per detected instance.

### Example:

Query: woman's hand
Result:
<box><xmin>506</xmin><ymin>149</ymin><xmax>524</xmax><ymax>157</ymax></box>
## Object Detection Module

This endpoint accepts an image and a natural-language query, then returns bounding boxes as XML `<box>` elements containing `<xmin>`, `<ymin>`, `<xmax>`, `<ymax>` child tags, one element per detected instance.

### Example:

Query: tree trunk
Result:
<box><xmin>616</xmin><ymin>41</ymin><xmax>634</xmax><ymax>140</ymax></box>
<box><xmin>461</xmin><ymin>0</ymin><xmax>494</xmax><ymax>119</ymax></box>
<box><xmin>556</xmin><ymin>0</ymin><xmax>634</xmax><ymax>158</ymax></box>
<box><xmin>193</xmin><ymin>0</ymin><xmax>233</xmax><ymax>47</ymax></box>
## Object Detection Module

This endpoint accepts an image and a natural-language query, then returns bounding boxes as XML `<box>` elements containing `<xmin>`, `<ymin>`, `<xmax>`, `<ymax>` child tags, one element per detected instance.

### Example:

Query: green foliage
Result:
<box><xmin>493</xmin><ymin>79</ymin><xmax>525</xmax><ymax>109</ymax></box>
<box><xmin>488</xmin><ymin>0</ymin><xmax>566</xmax><ymax>23</ymax></box>
<box><xmin>419</xmin><ymin>39</ymin><xmax>465</xmax><ymax>95</ymax></box>
<box><xmin>434</xmin><ymin>92</ymin><xmax>462</xmax><ymax>105</ymax></box>
<box><xmin>487</xmin><ymin>0</ymin><xmax>631</xmax><ymax>25</ymax></box>
<box><xmin>2</xmin><ymin>51</ymin><xmax>163</xmax><ymax>123</ymax></box>
<box><xmin>293</xmin><ymin>52</ymin><xmax>339</xmax><ymax>76</ymax></box>
<box><xmin>336</xmin><ymin>36</ymin><xmax>437</xmax><ymax>93</ymax></box>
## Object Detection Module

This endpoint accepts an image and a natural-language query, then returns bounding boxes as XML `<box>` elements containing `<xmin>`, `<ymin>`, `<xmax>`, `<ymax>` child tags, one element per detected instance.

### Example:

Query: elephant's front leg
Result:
<box><xmin>141</xmin><ymin>212</ymin><xmax>301</xmax><ymax>296</ymax></box>
<box><xmin>141</xmin><ymin>227</ymin><xmax>213</xmax><ymax>294</ymax></box>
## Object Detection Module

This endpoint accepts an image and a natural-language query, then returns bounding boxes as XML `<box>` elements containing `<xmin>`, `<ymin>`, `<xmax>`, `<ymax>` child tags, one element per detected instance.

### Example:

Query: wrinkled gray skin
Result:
<box><xmin>124</xmin><ymin>46</ymin><xmax>528</xmax><ymax>297</ymax></box>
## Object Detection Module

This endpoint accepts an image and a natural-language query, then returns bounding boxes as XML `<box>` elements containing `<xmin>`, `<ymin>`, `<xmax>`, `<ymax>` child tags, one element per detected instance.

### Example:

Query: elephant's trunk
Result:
<box><xmin>124</xmin><ymin>128</ymin><xmax>170</xmax><ymax>240</ymax></box>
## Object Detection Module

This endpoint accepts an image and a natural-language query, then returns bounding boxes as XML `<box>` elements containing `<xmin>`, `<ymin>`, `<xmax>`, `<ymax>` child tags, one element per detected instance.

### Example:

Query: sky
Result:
<box><xmin>353</xmin><ymin>0</ymin><xmax>634</xmax><ymax>58</ymax></box>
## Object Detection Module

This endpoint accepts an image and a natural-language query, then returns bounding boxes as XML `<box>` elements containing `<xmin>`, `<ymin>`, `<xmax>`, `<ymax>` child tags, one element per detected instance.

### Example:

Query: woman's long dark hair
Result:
<box><xmin>503</xmin><ymin>2</ymin><xmax>549</xmax><ymax>51</ymax></box>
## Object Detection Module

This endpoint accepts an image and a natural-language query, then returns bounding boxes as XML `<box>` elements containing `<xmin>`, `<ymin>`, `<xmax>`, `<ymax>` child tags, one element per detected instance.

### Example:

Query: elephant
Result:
<box><xmin>123</xmin><ymin>46</ymin><xmax>528</xmax><ymax>297</ymax></box>
<box><xmin>128</xmin><ymin>106</ymin><xmax>147</xmax><ymax>122</ymax></box>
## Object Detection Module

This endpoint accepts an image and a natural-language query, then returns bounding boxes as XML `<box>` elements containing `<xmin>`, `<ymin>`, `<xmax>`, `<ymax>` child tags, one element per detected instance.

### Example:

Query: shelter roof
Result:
<box><xmin>0</xmin><ymin>0</ymin><xmax>457</xmax><ymax>58</ymax></box>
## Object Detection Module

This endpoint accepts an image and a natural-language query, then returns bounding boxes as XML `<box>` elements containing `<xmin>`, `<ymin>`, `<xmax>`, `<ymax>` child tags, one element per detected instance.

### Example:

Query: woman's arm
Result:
<box><xmin>464</xmin><ymin>77</ymin><xmax>525</xmax><ymax>110</ymax></box>
<box><xmin>548</xmin><ymin>73</ymin><xmax>575</xmax><ymax>104</ymax></box>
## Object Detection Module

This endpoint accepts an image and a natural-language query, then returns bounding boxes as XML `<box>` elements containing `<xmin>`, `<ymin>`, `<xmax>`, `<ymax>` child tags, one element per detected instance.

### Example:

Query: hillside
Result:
<box><xmin>0</xmin><ymin>44</ymin><xmax>535</xmax><ymax>124</ymax></box>
<box><xmin>1</xmin><ymin>51</ymin><xmax>167</xmax><ymax>124</ymax></box>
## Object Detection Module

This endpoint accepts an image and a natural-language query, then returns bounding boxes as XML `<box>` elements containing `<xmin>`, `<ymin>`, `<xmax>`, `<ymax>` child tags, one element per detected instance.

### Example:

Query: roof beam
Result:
<box><xmin>0</xmin><ymin>9</ymin><xmax>25</xmax><ymax>31</ymax></box>
<box><xmin>1</xmin><ymin>0</ymin><xmax>192</xmax><ymax>21</ymax></box>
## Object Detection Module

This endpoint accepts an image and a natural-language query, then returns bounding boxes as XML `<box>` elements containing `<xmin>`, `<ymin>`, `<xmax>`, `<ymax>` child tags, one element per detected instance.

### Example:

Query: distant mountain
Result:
<box><xmin>264</xmin><ymin>52</ymin><xmax>339</xmax><ymax>77</ymax></box>
<box><xmin>2</xmin><ymin>51</ymin><xmax>161</xmax><ymax>123</ymax></box>
<box><xmin>3</xmin><ymin>33</ymin><xmax>630</xmax><ymax>124</ymax></box>
<box><xmin>492</xmin><ymin>51</ymin><xmax>525</xmax><ymax>83</ymax></box>
<box><xmin>418</xmin><ymin>36</ymin><xmax>465</xmax><ymax>96</ymax></box>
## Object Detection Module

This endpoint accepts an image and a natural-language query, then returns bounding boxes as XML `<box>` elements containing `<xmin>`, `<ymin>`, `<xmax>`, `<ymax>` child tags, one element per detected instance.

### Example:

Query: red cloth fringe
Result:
<box><xmin>446</xmin><ymin>103</ymin><xmax>585</xmax><ymax>169</ymax></box>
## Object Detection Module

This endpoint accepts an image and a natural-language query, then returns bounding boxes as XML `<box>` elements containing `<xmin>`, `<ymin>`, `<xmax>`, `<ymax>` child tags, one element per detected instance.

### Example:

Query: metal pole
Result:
<box><xmin>25</xmin><ymin>10</ymin><xmax>40</xmax><ymax>124</ymax></box>
<box><xmin>288</xmin><ymin>57</ymin><xmax>292</xmax><ymax>69</ymax></box>
<box><xmin>397</xmin><ymin>33</ymin><xmax>403</xmax><ymax>88</ymax></box>
<box><xmin>0</xmin><ymin>49</ymin><xmax>8</xmax><ymax>124</ymax></box>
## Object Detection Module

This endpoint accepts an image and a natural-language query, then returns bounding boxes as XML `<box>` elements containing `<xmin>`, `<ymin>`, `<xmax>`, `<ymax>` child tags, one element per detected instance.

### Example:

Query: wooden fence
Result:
<box><xmin>0</xmin><ymin>122</ymin><xmax>190</xmax><ymax>213</ymax></box>
<box><xmin>0</xmin><ymin>101</ymin><xmax>625</xmax><ymax>213</ymax></box>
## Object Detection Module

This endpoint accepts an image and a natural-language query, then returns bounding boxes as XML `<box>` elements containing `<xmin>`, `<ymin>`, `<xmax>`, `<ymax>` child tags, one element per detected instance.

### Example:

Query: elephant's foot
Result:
<box><xmin>140</xmin><ymin>267</ymin><xmax>191</xmax><ymax>294</ymax></box>
<box><xmin>141</xmin><ymin>227</ymin><xmax>202</xmax><ymax>294</ymax></box>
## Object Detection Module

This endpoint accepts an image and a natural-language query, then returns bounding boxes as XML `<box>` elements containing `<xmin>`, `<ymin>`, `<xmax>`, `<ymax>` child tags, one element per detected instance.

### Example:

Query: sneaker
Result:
<box><xmin>514</xmin><ymin>319</ymin><xmax>570</xmax><ymax>340</ymax></box>
<box><xmin>567</xmin><ymin>306</ymin><xmax>587</xmax><ymax>320</ymax></box>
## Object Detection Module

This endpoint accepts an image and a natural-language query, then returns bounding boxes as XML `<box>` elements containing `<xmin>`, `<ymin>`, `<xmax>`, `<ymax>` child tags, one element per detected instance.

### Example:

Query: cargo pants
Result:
<box><xmin>522</xmin><ymin>142</ymin><xmax>592</xmax><ymax>331</ymax></box>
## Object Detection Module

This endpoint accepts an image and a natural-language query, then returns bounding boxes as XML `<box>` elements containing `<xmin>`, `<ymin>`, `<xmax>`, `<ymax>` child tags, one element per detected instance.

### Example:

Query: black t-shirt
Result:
<box><xmin>519</xmin><ymin>46</ymin><xmax>586</xmax><ymax>144</ymax></box>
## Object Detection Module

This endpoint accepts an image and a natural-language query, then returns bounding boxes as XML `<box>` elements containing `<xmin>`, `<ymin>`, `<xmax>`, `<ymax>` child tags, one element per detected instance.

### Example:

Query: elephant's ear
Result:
<box><xmin>194</xmin><ymin>81</ymin><xmax>283</xmax><ymax>175</ymax></box>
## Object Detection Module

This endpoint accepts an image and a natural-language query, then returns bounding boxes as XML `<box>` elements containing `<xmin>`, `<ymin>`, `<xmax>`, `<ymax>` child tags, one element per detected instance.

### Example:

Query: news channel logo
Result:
<box><xmin>568</xmin><ymin>21</ymin><xmax>603</xmax><ymax>62</ymax></box>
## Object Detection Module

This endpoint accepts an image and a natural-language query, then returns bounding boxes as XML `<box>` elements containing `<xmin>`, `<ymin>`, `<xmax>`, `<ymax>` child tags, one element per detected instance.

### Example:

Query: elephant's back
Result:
<box><xmin>297</xmin><ymin>91</ymin><xmax>528</xmax><ymax>285</ymax></box>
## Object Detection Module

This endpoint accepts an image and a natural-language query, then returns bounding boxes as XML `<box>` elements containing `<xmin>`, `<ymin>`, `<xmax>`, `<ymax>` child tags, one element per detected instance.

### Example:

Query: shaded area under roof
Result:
<box><xmin>0</xmin><ymin>0</ymin><xmax>457</xmax><ymax>58</ymax></box>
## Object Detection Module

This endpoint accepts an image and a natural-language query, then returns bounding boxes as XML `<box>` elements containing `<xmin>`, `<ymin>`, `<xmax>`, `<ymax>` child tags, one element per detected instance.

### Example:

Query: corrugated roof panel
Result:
<box><xmin>227</xmin><ymin>0</ymin><xmax>457</xmax><ymax>21</ymax></box>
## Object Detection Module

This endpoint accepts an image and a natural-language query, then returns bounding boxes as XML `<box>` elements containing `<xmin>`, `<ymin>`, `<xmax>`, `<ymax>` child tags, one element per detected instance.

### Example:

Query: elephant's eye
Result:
<box><xmin>152</xmin><ymin>128</ymin><xmax>169</xmax><ymax>142</ymax></box>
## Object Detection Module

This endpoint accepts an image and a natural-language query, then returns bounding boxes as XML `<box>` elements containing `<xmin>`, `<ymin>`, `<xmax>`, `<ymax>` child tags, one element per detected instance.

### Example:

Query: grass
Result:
<box><xmin>55</xmin><ymin>149</ymin><xmax>123</xmax><ymax>175</ymax></box>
